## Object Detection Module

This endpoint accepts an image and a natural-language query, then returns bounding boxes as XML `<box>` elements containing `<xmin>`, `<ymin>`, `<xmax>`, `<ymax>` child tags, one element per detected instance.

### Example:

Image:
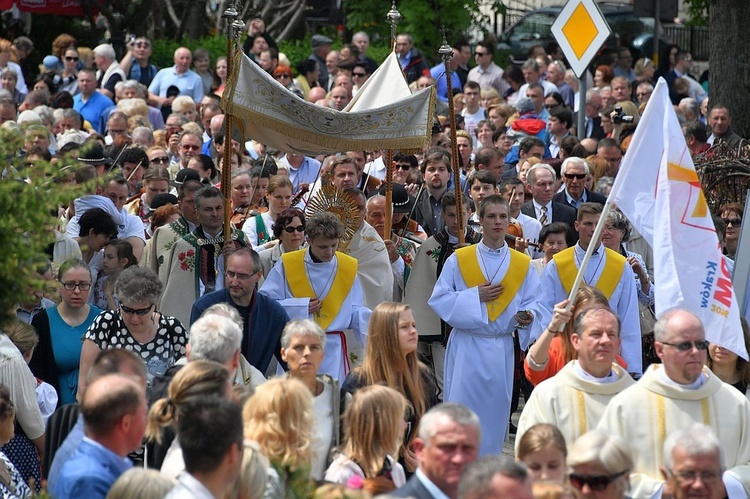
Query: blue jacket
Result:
<box><xmin>51</xmin><ymin>439</ymin><xmax>132</xmax><ymax>499</ymax></box>
<box><xmin>190</xmin><ymin>288</ymin><xmax>289</xmax><ymax>373</ymax></box>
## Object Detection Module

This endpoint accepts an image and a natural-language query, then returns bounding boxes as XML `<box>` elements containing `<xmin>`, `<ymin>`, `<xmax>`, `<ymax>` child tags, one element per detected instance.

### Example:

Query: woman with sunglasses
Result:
<box><xmin>77</xmin><ymin>266</ymin><xmax>187</xmax><ymax>399</ymax></box>
<box><xmin>342</xmin><ymin>302</ymin><xmax>438</xmax><ymax>475</ymax></box>
<box><xmin>273</xmin><ymin>65</ymin><xmax>303</xmax><ymax>99</ymax></box>
<box><xmin>567</xmin><ymin>430</ymin><xmax>632</xmax><ymax>498</ymax></box>
<box><xmin>720</xmin><ymin>202</ymin><xmax>743</xmax><ymax>260</ymax></box>
<box><xmin>257</xmin><ymin>208</ymin><xmax>306</xmax><ymax>286</ymax></box>
<box><xmin>53</xmin><ymin>47</ymin><xmax>79</xmax><ymax>95</ymax></box>
<box><xmin>30</xmin><ymin>259</ymin><xmax>101</xmax><ymax>406</ymax></box>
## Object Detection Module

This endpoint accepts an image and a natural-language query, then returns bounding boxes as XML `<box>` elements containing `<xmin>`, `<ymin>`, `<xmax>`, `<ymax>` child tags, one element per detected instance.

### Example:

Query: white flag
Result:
<box><xmin>608</xmin><ymin>78</ymin><xmax>747</xmax><ymax>359</ymax></box>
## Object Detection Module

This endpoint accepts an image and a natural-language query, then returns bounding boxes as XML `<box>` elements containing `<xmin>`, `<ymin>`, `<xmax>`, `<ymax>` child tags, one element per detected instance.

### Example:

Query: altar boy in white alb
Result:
<box><xmin>260</xmin><ymin>212</ymin><xmax>370</xmax><ymax>381</ymax></box>
<box><xmin>429</xmin><ymin>195</ymin><xmax>540</xmax><ymax>456</ymax></box>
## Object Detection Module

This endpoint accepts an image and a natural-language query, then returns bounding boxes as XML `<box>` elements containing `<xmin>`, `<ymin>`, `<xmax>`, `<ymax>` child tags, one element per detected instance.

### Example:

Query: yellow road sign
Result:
<box><xmin>551</xmin><ymin>0</ymin><xmax>612</xmax><ymax>77</ymax></box>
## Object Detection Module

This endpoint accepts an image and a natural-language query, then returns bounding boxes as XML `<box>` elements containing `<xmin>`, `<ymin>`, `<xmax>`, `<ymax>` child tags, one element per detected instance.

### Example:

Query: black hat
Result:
<box><xmin>149</xmin><ymin>193</ymin><xmax>179</xmax><ymax>213</ymax></box>
<box><xmin>77</xmin><ymin>144</ymin><xmax>112</xmax><ymax>165</ymax></box>
<box><xmin>377</xmin><ymin>183</ymin><xmax>415</xmax><ymax>214</ymax></box>
<box><xmin>170</xmin><ymin>168</ymin><xmax>201</xmax><ymax>187</ymax></box>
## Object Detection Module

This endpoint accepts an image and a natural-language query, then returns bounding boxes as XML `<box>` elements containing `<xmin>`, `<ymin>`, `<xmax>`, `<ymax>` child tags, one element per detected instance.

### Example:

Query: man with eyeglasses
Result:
<box><xmin>635</xmin><ymin>81</ymin><xmax>654</xmax><ymax>106</ymax></box>
<box><xmin>168</xmin><ymin>131</ymin><xmax>203</xmax><ymax>180</ymax></box>
<box><xmin>190</xmin><ymin>247</ymin><xmax>288</xmax><ymax>372</ymax></box>
<box><xmin>662</xmin><ymin>424</ymin><xmax>727</xmax><ymax>499</ymax></box>
<box><xmin>598</xmin><ymin>309</ymin><xmax>750</xmax><ymax>498</ymax></box>
<box><xmin>516</xmin><ymin>306</ymin><xmax>634</xmax><ymax>456</ymax></box>
<box><xmin>553</xmin><ymin>157</ymin><xmax>607</xmax><ymax>211</ymax></box>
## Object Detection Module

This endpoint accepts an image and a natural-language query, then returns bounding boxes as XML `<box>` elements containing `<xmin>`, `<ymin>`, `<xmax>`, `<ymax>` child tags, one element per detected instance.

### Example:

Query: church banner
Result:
<box><xmin>223</xmin><ymin>51</ymin><xmax>434</xmax><ymax>155</ymax></box>
<box><xmin>608</xmin><ymin>78</ymin><xmax>748</xmax><ymax>360</ymax></box>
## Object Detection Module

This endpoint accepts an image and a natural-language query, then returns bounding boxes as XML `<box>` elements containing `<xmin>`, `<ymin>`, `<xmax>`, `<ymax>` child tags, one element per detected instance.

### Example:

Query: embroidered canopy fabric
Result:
<box><xmin>223</xmin><ymin>51</ymin><xmax>435</xmax><ymax>155</ymax></box>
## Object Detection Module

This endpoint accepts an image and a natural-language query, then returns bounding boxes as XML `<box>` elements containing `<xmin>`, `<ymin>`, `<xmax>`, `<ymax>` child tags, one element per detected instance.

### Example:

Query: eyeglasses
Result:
<box><xmin>65</xmin><ymin>56</ymin><xmax>79</xmax><ymax>62</ymax></box>
<box><xmin>181</xmin><ymin>144</ymin><xmax>201</xmax><ymax>151</ymax></box>
<box><xmin>150</xmin><ymin>156</ymin><xmax>170</xmax><ymax>164</ymax></box>
<box><xmin>61</xmin><ymin>281</ymin><xmax>92</xmax><ymax>291</ymax></box>
<box><xmin>352</xmin><ymin>72</ymin><xmax>367</xmax><ymax>77</ymax></box>
<box><xmin>569</xmin><ymin>471</ymin><xmax>628</xmax><ymax>491</ymax></box>
<box><xmin>225</xmin><ymin>270</ymin><xmax>255</xmax><ymax>281</ymax></box>
<box><xmin>276</xmin><ymin>74</ymin><xmax>291</xmax><ymax>79</ymax></box>
<box><xmin>636</xmin><ymin>91</ymin><xmax>652</xmax><ymax>97</ymax></box>
<box><xmin>395</xmin><ymin>163</ymin><xmax>412</xmax><ymax>170</ymax></box>
<box><xmin>135</xmin><ymin>42</ymin><xmax>151</xmax><ymax>48</ymax></box>
<box><xmin>669</xmin><ymin>469</ymin><xmax>720</xmax><ymax>483</ymax></box>
<box><xmin>283</xmin><ymin>225</ymin><xmax>305</xmax><ymax>233</ymax></box>
<box><xmin>120</xmin><ymin>303</ymin><xmax>154</xmax><ymax>316</ymax></box>
<box><xmin>723</xmin><ymin>218</ymin><xmax>742</xmax><ymax>227</ymax></box>
<box><xmin>659</xmin><ymin>340</ymin><xmax>710</xmax><ymax>351</ymax></box>
<box><xmin>564</xmin><ymin>173</ymin><xmax>587</xmax><ymax>180</ymax></box>
<box><xmin>475</xmin><ymin>51</ymin><xmax>489</xmax><ymax>57</ymax></box>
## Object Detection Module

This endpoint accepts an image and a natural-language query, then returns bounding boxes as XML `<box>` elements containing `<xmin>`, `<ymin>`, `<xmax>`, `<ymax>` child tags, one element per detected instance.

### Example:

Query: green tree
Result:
<box><xmin>682</xmin><ymin>0</ymin><xmax>709</xmax><ymax>27</ymax></box>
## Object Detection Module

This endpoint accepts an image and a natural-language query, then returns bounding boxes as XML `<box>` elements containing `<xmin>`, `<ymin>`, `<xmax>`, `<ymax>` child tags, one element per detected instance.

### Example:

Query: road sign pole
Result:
<box><xmin>577</xmin><ymin>73</ymin><xmax>587</xmax><ymax>140</ymax></box>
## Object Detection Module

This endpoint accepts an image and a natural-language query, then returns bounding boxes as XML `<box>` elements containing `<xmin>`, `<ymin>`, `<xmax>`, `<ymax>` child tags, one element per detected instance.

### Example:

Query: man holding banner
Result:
<box><xmin>539</xmin><ymin>202</ymin><xmax>642</xmax><ymax>374</ymax></box>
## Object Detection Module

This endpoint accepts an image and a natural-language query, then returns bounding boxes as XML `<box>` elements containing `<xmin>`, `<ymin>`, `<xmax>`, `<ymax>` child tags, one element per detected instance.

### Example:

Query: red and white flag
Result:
<box><xmin>608</xmin><ymin>78</ymin><xmax>747</xmax><ymax>359</ymax></box>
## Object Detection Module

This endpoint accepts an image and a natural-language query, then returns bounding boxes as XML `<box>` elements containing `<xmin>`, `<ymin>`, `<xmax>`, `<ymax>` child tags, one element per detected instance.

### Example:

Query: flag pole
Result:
<box><xmin>561</xmin><ymin>201</ymin><xmax>616</xmax><ymax>320</ymax></box>
<box><xmin>438</xmin><ymin>29</ymin><xmax>465</xmax><ymax>245</ymax></box>
<box><xmin>383</xmin><ymin>1</ymin><xmax>402</xmax><ymax>239</ymax></box>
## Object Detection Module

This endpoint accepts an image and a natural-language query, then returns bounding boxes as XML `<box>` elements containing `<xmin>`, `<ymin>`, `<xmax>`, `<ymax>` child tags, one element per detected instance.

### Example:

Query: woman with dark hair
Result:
<box><xmin>544</xmin><ymin>91</ymin><xmax>565</xmax><ymax>111</ymax></box>
<box><xmin>708</xmin><ymin>318</ymin><xmax>750</xmax><ymax>394</ymax></box>
<box><xmin>294</xmin><ymin>59</ymin><xmax>320</xmax><ymax>100</ymax></box>
<box><xmin>242</xmin><ymin>175</ymin><xmax>293</xmax><ymax>250</ymax></box>
<box><xmin>211</xmin><ymin>56</ymin><xmax>227</xmax><ymax>96</ymax></box>
<box><xmin>187</xmin><ymin>153</ymin><xmax>218</xmax><ymax>183</ymax></box>
<box><xmin>343</xmin><ymin>302</ymin><xmax>438</xmax><ymax>473</ymax></box>
<box><xmin>92</xmin><ymin>239</ymin><xmax>137</xmax><ymax>310</ymax></box>
<box><xmin>502</xmin><ymin>65</ymin><xmax>524</xmax><ymax>105</ymax></box>
<box><xmin>31</xmin><ymin>259</ymin><xmax>102</xmax><ymax>404</ymax></box>
<box><xmin>33</xmin><ymin>73</ymin><xmax>57</xmax><ymax>94</ymax></box>
<box><xmin>257</xmin><ymin>208</ymin><xmax>306</xmax><ymax>285</ymax></box>
<box><xmin>720</xmin><ymin>202</ymin><xmax>743</xmax><ymax>260</ymax></box>
<box><xmin>531</xmin><ymin>222</ymin><xmax>570</xmax><ymax>275</ymax></box>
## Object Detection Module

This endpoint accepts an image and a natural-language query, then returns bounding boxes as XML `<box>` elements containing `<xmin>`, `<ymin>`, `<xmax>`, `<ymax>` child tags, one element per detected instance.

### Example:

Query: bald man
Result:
<box><xmin>149</xmin><ymin>47</ymin><xmax>204</xmax><ymax>107</ymax></box>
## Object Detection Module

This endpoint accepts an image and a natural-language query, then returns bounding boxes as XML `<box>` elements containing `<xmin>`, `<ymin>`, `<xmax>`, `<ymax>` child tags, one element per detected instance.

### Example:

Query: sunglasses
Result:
<box><xmin>120</xmin><ymin>303</ymin><xmax>154</xmax><ymax>316</ymax></box>
<box><xmin>276</xmin><ymin>74</ymin><xmax>291</xmax><ymax>79</ymax></box>
<box><xmin>352</xmin><ymin>72</ymin><xmax>367</xmax><ymax>77</ymax></box>
<box><xmin>660</xmin><ymin>340</ymin><xmax>710</xmax><ymax>351</ymax></box>
<box><xmin>570</xmin><ymin>471</ymin><xmax>627</xmax><ymax>491</ymax></box>
<box><xmin>60</xmin><ymin>281</ymin><xmax>91</xmax><ymax>291</ymax></box>
<box><xmin>395</xmin><ymin>164</ymin><xmax>412</xmax><ymax>170</ymax></box>
<box><xmin>723</xmin><ymin>218</ymin><xmax>742</xmax><ymax>227</ymax></box>
<box><xmin>283</xmin><ymin>225</ymin><xmax>305</xmax><ymax>233</ymax></box>
<box><xmin>135</xmin><ymin>42</ymin><xmax>151</xmax><ymax>48</ymax></box>
<box><xmin>150</xmin><ymin>156</ymin><xmax>170</xmax><ymax>164</ymax></box>
<box><xmin>65</xmin><ymin>56</ymin><xmax>79</xmax><ymax>62</ymax></box>
<box><xmin>564</xmin><ymin>173</ymin><xmax>587</xmax><ymax>180</ymax></box>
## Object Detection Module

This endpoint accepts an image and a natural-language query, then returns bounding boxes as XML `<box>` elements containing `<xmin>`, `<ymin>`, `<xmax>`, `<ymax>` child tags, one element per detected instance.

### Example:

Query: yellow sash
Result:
<box><xmin>455</xmin><ymin>245</ymin><xmax>530</xmax><ymax>321</ymax></box>
<box><xmin>553</xmin><ymin>247</ymin><xmax>626</xmax><ymax>300</ymax></box>
<box><xmin>281</xmin><ymin>250</ymin><xmax>358</xmax><ymax>331</ymax></box>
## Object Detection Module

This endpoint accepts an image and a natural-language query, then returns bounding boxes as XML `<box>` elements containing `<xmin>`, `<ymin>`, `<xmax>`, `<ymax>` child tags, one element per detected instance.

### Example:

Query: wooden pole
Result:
<box><xmin>220</xmin><ymin>4</ymin><xmax>241</xmax><ymax>241</ymax></box>
<box><xmin>438</xmin><ymin>29</ymin><xmax>465</xmax><ymax>245</ymax></box>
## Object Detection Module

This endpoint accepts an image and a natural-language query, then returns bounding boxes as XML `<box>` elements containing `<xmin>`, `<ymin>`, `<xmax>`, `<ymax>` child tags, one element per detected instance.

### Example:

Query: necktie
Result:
<box><xmin>540</xmin><ymin>205</ymin><xmax>549</xmax><ymax>226</ymax></box>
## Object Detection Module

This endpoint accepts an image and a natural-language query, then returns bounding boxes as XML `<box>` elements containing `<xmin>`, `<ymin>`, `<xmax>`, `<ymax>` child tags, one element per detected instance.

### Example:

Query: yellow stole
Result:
<box><xmin>455</xmin><ymin>245</ymin><xmax>530</xmax><ymax>321</ymax></box>
<box><xmin>281</xmin><ymin>250</ymin><xmax>358</xmax><ymax>331</ymax></box>
<box><xmin>553</xmin><ymin>247</ymin><xmax>627</xmax><ymax>300</ymax></box>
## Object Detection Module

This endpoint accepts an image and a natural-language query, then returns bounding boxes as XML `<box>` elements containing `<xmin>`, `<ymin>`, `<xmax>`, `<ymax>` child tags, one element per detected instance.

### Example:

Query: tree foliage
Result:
<box><xmin>682</xmin><ymin>0</ymin><xmax>709</xmax><ymax>27</ymax></box>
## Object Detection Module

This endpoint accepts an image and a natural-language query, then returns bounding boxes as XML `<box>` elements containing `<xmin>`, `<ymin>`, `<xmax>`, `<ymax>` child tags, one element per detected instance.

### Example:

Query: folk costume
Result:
<box><xmin>515</xmin><ymin>360</ymin><xmax>635</xmax><ymax>455</ymax></box>
<box><xmin>160</xmin><ymin>226</ymin><xmax>247</xmax><ymax>326</ymax></box>
<box><xmin>428</xmin><ymin>241</ymin><xmax>540</xmax><ymax>455</ymax></box>
<box><xmin>598</xmin><ymin>364</ymin><xmax>750</xmax><ymax>498</ymax></box>
<box><xmin>404</xmin><ymin>227</ymin><xmax>481</xmax><ymax>397</ymax></box>
<box><xmin>140</xmin><ymin>215</ymin><xmax>194</xmax><ymax>284</ymax></box>
<box><xmin>241</xmin><ymin>211</ymin><xmax>274</xmax><ymax>250</ymax></box>
<box><xmin>540</xmin><ymin>243</ymin><xmax>643</xmax><ymax>374</ymax></box>
<box><xmin>259</xmin><ymin>248</ymin><xmax>370</xmax><ymax>382</ymax></box>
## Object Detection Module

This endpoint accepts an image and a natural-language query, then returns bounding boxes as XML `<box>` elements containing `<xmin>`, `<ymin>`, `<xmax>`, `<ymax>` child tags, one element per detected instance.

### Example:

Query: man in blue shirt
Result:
<box><xmin>148</xmin><ymin>47</ymin><xmax>204</xmax><ymax>108</ymax></box>
<box><xmin>73</xmin><ymin>68</ymin><xmax>113</xmax><ymax>133</ymax></box>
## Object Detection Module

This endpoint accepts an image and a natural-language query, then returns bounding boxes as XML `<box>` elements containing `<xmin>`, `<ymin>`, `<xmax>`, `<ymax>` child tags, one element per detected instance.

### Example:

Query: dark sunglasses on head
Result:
<box><xmin>283</xmin><ymin>225</ymin><xmax>305</xmax><ymax>233</ymax></box>
<box><xmin>120</xmin><ymin>303</ymin><xmax>154</xmax><ymax>316</ymax></box>
<box><xmin>564</xmin><ymin>173</ymin><xmax>587</xmax><ymax>180</ymax></box>
<box><xmin>569</xmin><ymin>471</ymin><xmax>627</xmax><ymax>491</ymax></box>
<box><xmin>723</xmin><ymin>218</ymin><xmax>742</xmax><ymax>227</ymax></box>
<box><xmin>660</xmin><ymin>340</ymin><xmax>710</xmax><ymax>351</ymax></box>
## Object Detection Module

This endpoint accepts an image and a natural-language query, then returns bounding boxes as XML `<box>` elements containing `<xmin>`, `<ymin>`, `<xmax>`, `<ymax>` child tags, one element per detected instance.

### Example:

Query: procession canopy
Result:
<box><xmin>222</xmin><ymin>50</ymin><xmax>435</xmax><ymax>156</ymax></box>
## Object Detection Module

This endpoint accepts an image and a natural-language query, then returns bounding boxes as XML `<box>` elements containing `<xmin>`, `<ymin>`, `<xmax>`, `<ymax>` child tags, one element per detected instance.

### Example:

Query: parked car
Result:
<box><xmin>497</xmin><ymin>2</ymin><xmax>666</xmax><ymax>64</ymax></box>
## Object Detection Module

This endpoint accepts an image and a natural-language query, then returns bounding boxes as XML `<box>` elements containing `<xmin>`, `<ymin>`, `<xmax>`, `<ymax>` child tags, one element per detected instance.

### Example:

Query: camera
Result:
<box><xmin>612</xmin><ymin>106</ymin><xmax>634</xmax><ymax>125</ymax></box>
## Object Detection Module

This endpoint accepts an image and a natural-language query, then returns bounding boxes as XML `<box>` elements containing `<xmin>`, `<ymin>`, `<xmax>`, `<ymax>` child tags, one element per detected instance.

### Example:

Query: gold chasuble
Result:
<box><xmin>553</xmin><ymin>247</ymin><xmax>626</xmax><ymax>300</ymax></box>
<box><xmin>281</xmin><ymin>250</ymin><xmax>358</xmax><ymax>330</ymax></box>
<box><xmin>455</xmin><ymin>245</ymin><xmax>531</xmax><ymax>321</ymax></box>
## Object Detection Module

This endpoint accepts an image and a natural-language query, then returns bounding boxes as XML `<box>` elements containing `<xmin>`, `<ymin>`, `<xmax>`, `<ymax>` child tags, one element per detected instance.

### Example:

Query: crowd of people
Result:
<box><xmin>0</xmin><ymin>12</ymin><xmax>747</xmax><ymax>499</ymax></box>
